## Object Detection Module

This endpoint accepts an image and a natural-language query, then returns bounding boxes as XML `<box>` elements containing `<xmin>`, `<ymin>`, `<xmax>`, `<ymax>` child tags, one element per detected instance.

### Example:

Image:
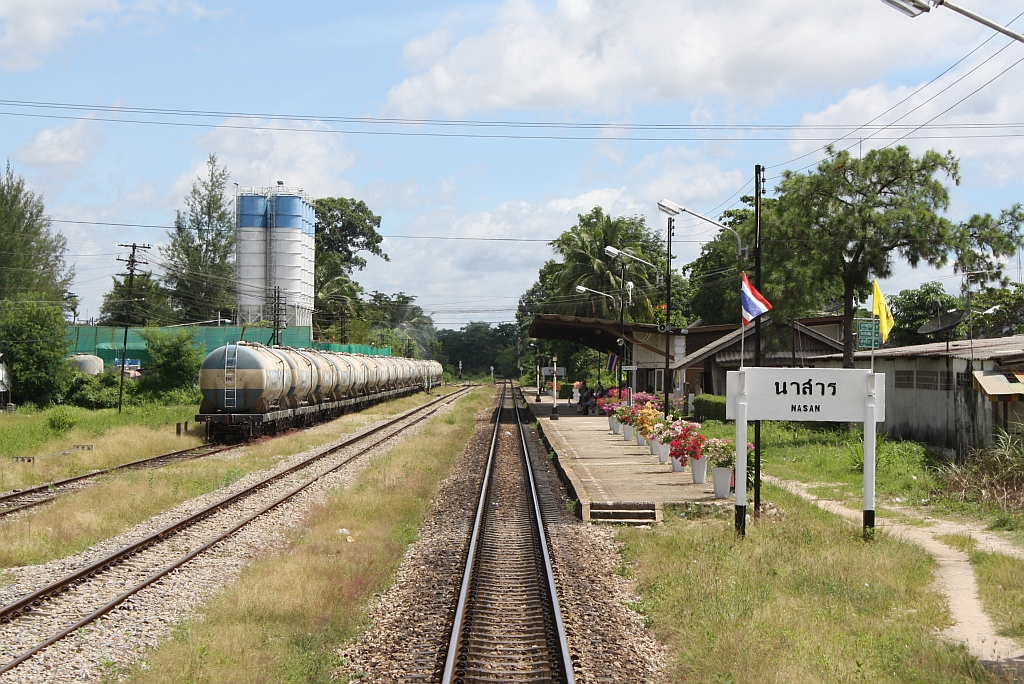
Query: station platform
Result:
<box><xmin>525</xmin><ymin>388</ymin><xmax>732</xmax><ymax>524</ymax></box>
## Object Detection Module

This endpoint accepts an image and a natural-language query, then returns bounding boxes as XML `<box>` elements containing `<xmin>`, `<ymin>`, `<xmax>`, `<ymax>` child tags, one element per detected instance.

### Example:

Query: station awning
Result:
<box><xmin>528</xmin><ymin>314</ymin><xmax>684</xmax><ymax>360</ymax></box>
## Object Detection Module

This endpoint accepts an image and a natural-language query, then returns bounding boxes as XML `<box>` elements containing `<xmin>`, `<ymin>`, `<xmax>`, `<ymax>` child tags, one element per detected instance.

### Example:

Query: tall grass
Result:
<box><xmin>619</xmin><ymin>486</ymin><xmax>996</xmax><ymax>683</ymax></box>
<box><xmin>122</xmin><ymin>387</ymin><xmax>492</xmax><ymax>684</ymax></box>
<box><xmin>0</xmin><ymin>392</ymin><xmax>451</xmax><ymax>568</ymax></box>
<box><xmin>0</xmin><ymin>404</ymin><xmax>203</xmax><ymax>492</ymax></box>
<box><xmin>939</xmin><ymin>430</ymin><xmax>1024</xmax><ymax>513</ymax></box>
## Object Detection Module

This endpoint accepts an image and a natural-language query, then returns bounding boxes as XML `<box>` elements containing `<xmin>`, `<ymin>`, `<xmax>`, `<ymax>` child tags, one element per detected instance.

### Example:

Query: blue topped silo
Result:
<box><xmin>238</xmin><ymin>195</ymin><xmax>268</xmax><ymax>227</ymax></box>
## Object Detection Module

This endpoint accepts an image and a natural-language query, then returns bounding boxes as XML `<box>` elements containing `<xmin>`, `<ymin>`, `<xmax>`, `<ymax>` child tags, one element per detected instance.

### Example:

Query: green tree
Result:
<box><xmin>137</xmin><ymin>327</ymin><xmax>203</xmax><ymax>392</ymax></box>
<box><xmin>436</xmin><ymin>322</ymin><xmax>517</xmax><ymax>375</ymax></box>
<box><xmin>549</xmin><ymin>207</ymin><xmax>661</xmax><ymax>321</ymax></box>
<box><xmin>313</xmin><ymin>197</ymin><xmax>388</xmax><ymax>273</ymax></box>
<box><xmin>160</xmin><ymin>155</ymin><xmax>235</xmax><ymax>323</ymax></box>
<box><xmin>887</xmin><ymin>281</ymin><xmax>962</xmax><ymax>346</ymax></box>
<box><xmin>313</xmin><ymin>252</ymin><xmax>364</xmax><ymax>342</ymax></box>
<box><xmin>775</xmin><ymin>145</ymin><xmax>1024</xmax><ymax>367</ymax></box>
<box><xmin>99</xmin><ymin>272</ymin><xmax>173</xmax><ymax>326</ymax></box>
<box><xmin>972</xmin><ymin>283</ymin><xmax>1024</xmax><ymax>338</ymax></box>
<box><xmin>0</xmin><ymin>293</ymin><xmax>72</xmax><ymax>405</ymax></box>
<box><xmin>363</xmin><ymin>291</ymin><xmax>436</xmax><ymax>358</ymax></box>
<box><xmin>0</xmin><ymin>162</ymin><xmax>73</xmax><ymax>303</ymax></box>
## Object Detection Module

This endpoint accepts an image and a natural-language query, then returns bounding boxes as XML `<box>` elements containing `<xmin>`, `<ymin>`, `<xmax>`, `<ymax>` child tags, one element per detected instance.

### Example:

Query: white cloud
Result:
<box><xmin>792</xmin><ymin>45</ymin><xmax>1024</xmax><ymax>188</ymax></box>
<box><xmin>0</xmin><ymin>0</ymin><xmax>222</xmax><ymax>70</ymax></box>
<box><xmin>386</xmin><ymin>0</ymin><xmax>980</xmax><ymax>117</ymax></box>
<box><xmin>0</xmin><ymin>0</ymin><xmax>118</xmax><ymax>70</ymax></box>
<box><xmin>189</xmin><ymin>117</ymin><xmax>356</xmax><ymax>198</ymax></box>
<box><xmin>15</xmin><ymin>119</ymin><xmax>106</xmax><ymax>176</ymax></box>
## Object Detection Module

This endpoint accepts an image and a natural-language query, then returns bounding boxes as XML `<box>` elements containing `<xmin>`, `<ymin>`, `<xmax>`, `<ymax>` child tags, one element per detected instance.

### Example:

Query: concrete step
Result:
<box><xmin>588</xmin><ymin>501</ymin><xmax>658</xmax><ymax>525</ymax></box>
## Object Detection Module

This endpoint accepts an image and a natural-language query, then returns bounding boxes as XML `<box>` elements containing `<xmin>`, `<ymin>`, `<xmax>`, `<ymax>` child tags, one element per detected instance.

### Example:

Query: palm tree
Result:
<box><xmin>550</xmin><ymin>207</ymin><xmax>661</xmax><ymax>322</ymax></box>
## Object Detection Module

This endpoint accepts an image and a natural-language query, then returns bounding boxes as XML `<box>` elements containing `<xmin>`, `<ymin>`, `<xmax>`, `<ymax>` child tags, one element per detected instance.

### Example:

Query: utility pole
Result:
<box><xmin>116</xmin><ymin>243</ymin><xmax>150</xmax><ymax>414</ymax></box>
<box><xmin>340</xmin><ymin>308</ymin><xmax>348</xmax><ymax>344</ymax></box>
<box><xmin>753</xmin><ymin>165</ymin><xmax>764</xmax><ymax>513</ymax></box>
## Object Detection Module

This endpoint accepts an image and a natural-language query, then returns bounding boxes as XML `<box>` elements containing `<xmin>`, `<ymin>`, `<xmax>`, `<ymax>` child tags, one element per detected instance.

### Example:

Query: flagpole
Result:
<box><xmin>740</xmin><ymin>318</ymin><xmax>745</xmax><ymax>369</ymax></box>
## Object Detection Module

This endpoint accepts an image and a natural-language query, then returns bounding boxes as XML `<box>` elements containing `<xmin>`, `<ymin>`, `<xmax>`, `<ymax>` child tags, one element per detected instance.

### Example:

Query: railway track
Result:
<box><xmin>442</xmin><ymin>382</ymin><xmax>576</xmax><ymax>683</ymax></box>
<box><xmin>0</xmin><ymin>444</ymin><xmax>234</xmax><ymax>519</ymax></box>
<box><xmin>0</xmin><ymin>386</ymin><xmax>472</xmax><ymax>676</ymax></box>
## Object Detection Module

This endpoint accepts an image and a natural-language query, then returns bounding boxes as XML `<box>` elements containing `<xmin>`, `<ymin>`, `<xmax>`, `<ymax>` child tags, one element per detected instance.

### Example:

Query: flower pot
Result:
<box><xmin>671</xmin><ymin>456</ymin><xmax>685</xmax><ymax>472</ymax></box>
<box><xmin>691</xmin><ymin>456</ymin><xmax>708</xmax><ymax>484</ymax></box>
<box><xmin>623</xmin><ymin>425</ymin><xmax>634</xmax><ymax>441</ymax></box>
<box><xmin>636</xmin><ymin>432</ymin><xmax>646</xmax><ymax>447</ymax></box>
<box><xmin>658</xmin><ymin>442</ymin><xmax>670</xmax><ymax>464</ymax></box>
<box><xmin>610</xmin><ymin>416</ymin><xmax>620</xmax><ymax>434</ymax></box>
<box><xmin>649</xmin><ymin>436</ymin><xmax>659</xmax><ymax>456</ymax></box>
<box><xmin>712</xmin><ymin>467</ymin><xmax>732</xmax><ymax>498</ymax></box>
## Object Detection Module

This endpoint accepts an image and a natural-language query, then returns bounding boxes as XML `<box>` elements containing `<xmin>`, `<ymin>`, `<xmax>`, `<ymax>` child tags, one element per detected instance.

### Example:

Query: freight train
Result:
<box><xmin>196</xmin><ymin>341</ymin><xmax>443</xmax><ymax>441</ymax></box>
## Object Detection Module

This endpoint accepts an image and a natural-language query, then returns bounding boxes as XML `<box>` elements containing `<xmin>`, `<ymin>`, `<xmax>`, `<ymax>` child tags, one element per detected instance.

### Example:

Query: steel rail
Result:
<box><xmin>441</xmin><ymin>381</ymin><xmax>575</xmax><ymax>683</ymax></box>
<box><xmin>513</xmin><ymin>386</ymin><xmax>576</xmax><ymax>684</ymax></box>
<box><xmin>0</xmin><ymin>388</ymin><xmax>469</xmax><ymax>631</ymax></box>
<box><xmin>0</xmin><ymin>386</ymin><xmax>472</xmax><ymax>675</ymax></box>
<box><xmin>0</xmin><ymin>444</ymin><xmax>233</xmax><ymax>514</ymax></box>
<box><xmin>441</xmin><ymin>383</ymin><xmax>506</xmax><ymax>683</ymax></box>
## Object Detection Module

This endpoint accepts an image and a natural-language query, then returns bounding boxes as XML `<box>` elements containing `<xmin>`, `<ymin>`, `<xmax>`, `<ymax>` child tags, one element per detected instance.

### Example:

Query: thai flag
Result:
<box><xmin>606</xmin><ymin>353</ymin><xmax>618</xmax><ymax>372</ymax></box>
<box><xmin>740</xmin><ymin>272</ymin><xmax>772</xmax><ymax>326</ymax></box>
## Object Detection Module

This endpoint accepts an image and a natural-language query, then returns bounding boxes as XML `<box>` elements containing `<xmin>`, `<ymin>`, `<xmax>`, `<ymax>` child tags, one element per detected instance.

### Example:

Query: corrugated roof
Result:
<box><xmin>973</xmin><ymin>370</ymin><xmax>1024</xmax><ymax>401</ymax></box>
<box><xmin>811</xmin><ymin>334</ymin><xmax>1024</xmax><ymax>362</ymax></box>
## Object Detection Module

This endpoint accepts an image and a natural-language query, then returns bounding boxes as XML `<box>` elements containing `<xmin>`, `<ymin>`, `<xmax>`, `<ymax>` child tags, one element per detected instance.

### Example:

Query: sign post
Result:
<box><xmin>727</xmin><ymin>368</ymin><xmax>886</xmax><ymax>538</ymax></box>
<box><xmin>551</xmin><ymin>356</ymin><xmax>559</xmax><ymax>420</ymax></box>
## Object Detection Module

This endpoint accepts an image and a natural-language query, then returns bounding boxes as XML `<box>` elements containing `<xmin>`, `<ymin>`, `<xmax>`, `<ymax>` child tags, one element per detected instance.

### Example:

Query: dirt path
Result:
<box><xmin>766</xmin><ymin>475</ymin><xmax>1024</xmax><ymax>678</ymax></box>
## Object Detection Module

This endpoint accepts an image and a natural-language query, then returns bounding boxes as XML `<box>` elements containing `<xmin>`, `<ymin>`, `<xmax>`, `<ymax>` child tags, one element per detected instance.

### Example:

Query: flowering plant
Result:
<box><xmin>634</xmin><ymin>402</ymin><xmax>662</xmax><ymax>438</ymax></box>
<box><xmin>632</xmin><ymin>392</ymin><xmax>662</xmax><ymax>411</ymax></box>
<box><xmin>703</xmin><ymin>438</ymin><xmax>755</xmax><ymax>469</ymax></box>
<box><xmin>597</xmin><ymin>388</ymin><xmax>623</xmax><ymax>416</ymax></box>
<box><xmin>649</xmin><ymin>417</ymin><xmax>672</xmax><ymax>441</ymax></box>
<box><xmin>614</xmin><ymin>403</ymin><xmax>636</xmax><ymax>426</ymax></box>
<box><xmin>668</xmin><ymin>421</ymin><xmax>705</xmax><ymax>467</ymax></box>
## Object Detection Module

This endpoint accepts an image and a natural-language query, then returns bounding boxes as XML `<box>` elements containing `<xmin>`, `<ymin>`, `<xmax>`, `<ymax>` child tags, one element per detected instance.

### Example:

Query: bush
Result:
<box><xmin>66</xmin><ymin>371</ymin><xmax>138</xmax><ymax>409</ymax></box>
<box><xmin>46</xmin><ymin>406</ymin><xmax>78</xmax><ymax>433</ymax></box>
<box><xmin>693</xmin><ymin>394</ymin><xmax>727</xmax><ymax>422</ymax></box>
<box><xmin>137</xmin><ymin>327</ymin><xmax>203</xmax><ymax>393</ymax></box>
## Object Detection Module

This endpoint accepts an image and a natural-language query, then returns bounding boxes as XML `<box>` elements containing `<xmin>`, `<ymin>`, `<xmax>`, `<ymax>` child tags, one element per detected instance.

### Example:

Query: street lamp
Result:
<box><xmin>881</xmin><ymin>0</ymin><xmax>1024</xmax><ymax>44</ymax></box>
<box><xmin>670</xmin><ymin>205</ymin><xmax>747</xmax><ymax>260</ymax></box>
<box><xmin>657</xmin><ymin>199</ymin><xmax>680</xmax><ymax>418</ymax></box>
<box><xmin>602</xmin><ymin>247</ymin><xmax>645</xmax><ymax>397</ymax></box>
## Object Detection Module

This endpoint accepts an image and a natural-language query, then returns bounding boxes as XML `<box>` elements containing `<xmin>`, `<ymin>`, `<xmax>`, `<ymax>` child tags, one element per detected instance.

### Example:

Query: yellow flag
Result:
<box><xmin>872</xmin><ymin>279</ymin><xmax>894</xmax><ymax>343</ymax></box>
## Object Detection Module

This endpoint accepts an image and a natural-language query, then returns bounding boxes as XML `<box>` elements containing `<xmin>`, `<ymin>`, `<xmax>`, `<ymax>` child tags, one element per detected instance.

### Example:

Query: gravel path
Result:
<box><xmin>340</xmin><ymin>397</ymin><xmax>666</xmax><ymax>683</ymax></box>
<box><xmin>768</xmin><ymin>475</ymin><xmax>1024</xmax><ymax>677</ymax></box>
<box><xmin>0</xmin><ymin>406</ymin><xmax>448</xmax><ymax>683</ymax></box>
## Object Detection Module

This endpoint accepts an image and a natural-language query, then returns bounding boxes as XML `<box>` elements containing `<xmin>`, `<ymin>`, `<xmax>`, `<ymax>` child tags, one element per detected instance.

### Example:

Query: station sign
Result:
<box><xmin>540</xmin><ymin>367</ymin><xmax>566</xmax><ymax>376</ymax></box>
<box><xmin>726</xmin><ymin>368</ymin><xmax>885</xmax><ymax>422</ymax></box>
<box><xmin>622</xmin><ymin>365</ymin><xmax>638</xmax><ymax>371</ymax></box>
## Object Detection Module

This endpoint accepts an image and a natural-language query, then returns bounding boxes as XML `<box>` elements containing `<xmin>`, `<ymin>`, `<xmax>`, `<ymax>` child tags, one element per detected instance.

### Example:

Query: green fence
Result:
<box><xmin>67</xmin><ymin>325</ymin><xmax>391</xmax><ymax>368</ymax></box>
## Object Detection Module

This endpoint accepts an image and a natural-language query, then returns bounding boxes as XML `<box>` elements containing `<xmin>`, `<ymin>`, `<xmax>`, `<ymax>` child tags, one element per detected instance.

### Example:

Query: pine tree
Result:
<box><xmin>160</xmin><ymin>155</ymin><xmax>235</xmax><ymax>323</ymax></box>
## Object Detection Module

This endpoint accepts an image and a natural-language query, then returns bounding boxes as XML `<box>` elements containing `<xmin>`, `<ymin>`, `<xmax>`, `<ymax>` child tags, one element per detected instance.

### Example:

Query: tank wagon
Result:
<box><xmin>196</xmin><ymin>341</ymin><xmax>443</xmax><ymax>441</ymax></box>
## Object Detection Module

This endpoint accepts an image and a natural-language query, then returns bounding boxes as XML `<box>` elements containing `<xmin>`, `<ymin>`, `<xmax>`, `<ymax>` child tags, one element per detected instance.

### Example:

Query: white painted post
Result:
<box><xmin>734</xmin><ymin>369</ymin><xmax>748</xmax><ymax>536</ymax></box>
<box><xmin>863</xmin><ymin>373</ymin><xmax>877</xmax><ymax>537</ymax></box>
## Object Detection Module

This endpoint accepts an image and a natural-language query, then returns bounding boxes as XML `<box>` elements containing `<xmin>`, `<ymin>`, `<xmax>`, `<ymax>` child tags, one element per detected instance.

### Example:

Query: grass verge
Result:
<box><xmin>119</xmin><ymin>386</ymin><xmax>491</xmax><ymax>684</ymax></box>
<box><xmin>0</xmin><ymin>391</ymin><xmax>455</xmax><ymax>569</ymax></box>
<box><xmin>971</xmin><ymin>550</ymin><xmax>1024</xmax><ymax>642</ymax></box>
<box><xmin>619</xmin><ymin>484</ymin><xmax>998</xmax><ymax>683</ymax></box>
<box><xmin>0</xmin><ymin>404</ymin><xmax>202</xmax><ymax>492</ymax></box>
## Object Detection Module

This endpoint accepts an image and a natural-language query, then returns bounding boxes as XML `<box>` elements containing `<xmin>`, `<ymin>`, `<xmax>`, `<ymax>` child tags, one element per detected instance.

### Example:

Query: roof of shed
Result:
<box><xmin>811</xmin><ymin>334</ymin><xmax>1024</xmax><ymax>363</ymax></box>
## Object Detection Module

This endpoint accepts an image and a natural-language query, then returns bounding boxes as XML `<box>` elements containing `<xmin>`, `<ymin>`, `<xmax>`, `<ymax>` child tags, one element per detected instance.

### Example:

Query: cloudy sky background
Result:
<box><xmin>3</xmin><ymin>0</ymin><xmax>1024</xmax><ymax>328</ymax></box>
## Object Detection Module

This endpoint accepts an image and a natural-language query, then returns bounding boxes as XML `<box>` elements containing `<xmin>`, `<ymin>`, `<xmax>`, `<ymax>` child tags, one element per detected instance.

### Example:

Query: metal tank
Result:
<box><xmin>67</xmin><ymin>354</ymin><xmax>105</xmax><ymax>376</ymax></box>
<box><xmin>199</xmin><ymin>342</ymin><xmax>292</xmax><ymax>413</ymax></box>
<box><xmin>235</xmin><ymin>194</ymin><xmax>268</xmax><ymax>324</ymax></box>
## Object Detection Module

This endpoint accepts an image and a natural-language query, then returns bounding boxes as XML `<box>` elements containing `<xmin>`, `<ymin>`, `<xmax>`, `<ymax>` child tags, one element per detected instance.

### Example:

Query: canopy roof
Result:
<box><xmin>528</xmin><ymin>314</ymin><xmax>685</xmax><ymax>360</ymax></box>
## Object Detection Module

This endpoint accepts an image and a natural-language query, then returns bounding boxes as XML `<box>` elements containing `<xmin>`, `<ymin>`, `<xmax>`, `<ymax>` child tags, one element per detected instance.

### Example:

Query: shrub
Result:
<box><xmin>46</xmin><ymin>406</ymin><xmax>78</xmax><ymax>433</ymax></box>
<box><xmin>693</xmin><ymin>394</ymin><xmax>727</xmax><ymax>422</ymax></box>
<box><xmin>66</xmin><ymin>371</ymin><xmax>138</xmax><ymax>409</ymax></box>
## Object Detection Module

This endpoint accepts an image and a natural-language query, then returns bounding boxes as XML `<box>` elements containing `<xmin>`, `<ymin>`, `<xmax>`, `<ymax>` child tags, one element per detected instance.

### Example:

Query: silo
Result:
<box><xmin>271</xmin><ymin>195</ymin><xmax>309</xmax><ymax>327</ymax></box>
<box><xmin>236</xmin><ymin>194</ymin><xmax>268</xmax><ymax>324</ymax></box>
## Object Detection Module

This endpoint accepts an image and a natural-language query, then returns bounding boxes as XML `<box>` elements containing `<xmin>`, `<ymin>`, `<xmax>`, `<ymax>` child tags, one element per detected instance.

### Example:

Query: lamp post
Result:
<box><xmin>605</xmin><ymin>246</ymin><xmax>652</xmax><ymax>400</ymax></box>
<box><xmin>881</xmin><ymin>0</ymin><xmax>1024</xmax><ymax>44</ymax></box>
<box><xmin>577</xmin><ymin>284</ymin><xmax>621</xmax><ymax>394</ymax></box>
<box><xmin>657</xmin><ymin>200</ymin><xmax>681</xmax><ymax>419</ymax></box>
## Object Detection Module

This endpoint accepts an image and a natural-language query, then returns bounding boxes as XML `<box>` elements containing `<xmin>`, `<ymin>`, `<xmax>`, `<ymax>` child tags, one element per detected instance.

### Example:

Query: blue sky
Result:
<box><xmin>3</xmin><ymin>0</ymin><xmax>1024</xmax><ymax>329</ymax></box>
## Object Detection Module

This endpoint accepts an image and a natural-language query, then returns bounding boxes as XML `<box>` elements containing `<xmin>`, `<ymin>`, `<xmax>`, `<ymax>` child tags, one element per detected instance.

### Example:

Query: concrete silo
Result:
<box><xmin>235</xmin><ymin>186</ymin><xmax>315</xmax><ymax>329</ymax></box>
